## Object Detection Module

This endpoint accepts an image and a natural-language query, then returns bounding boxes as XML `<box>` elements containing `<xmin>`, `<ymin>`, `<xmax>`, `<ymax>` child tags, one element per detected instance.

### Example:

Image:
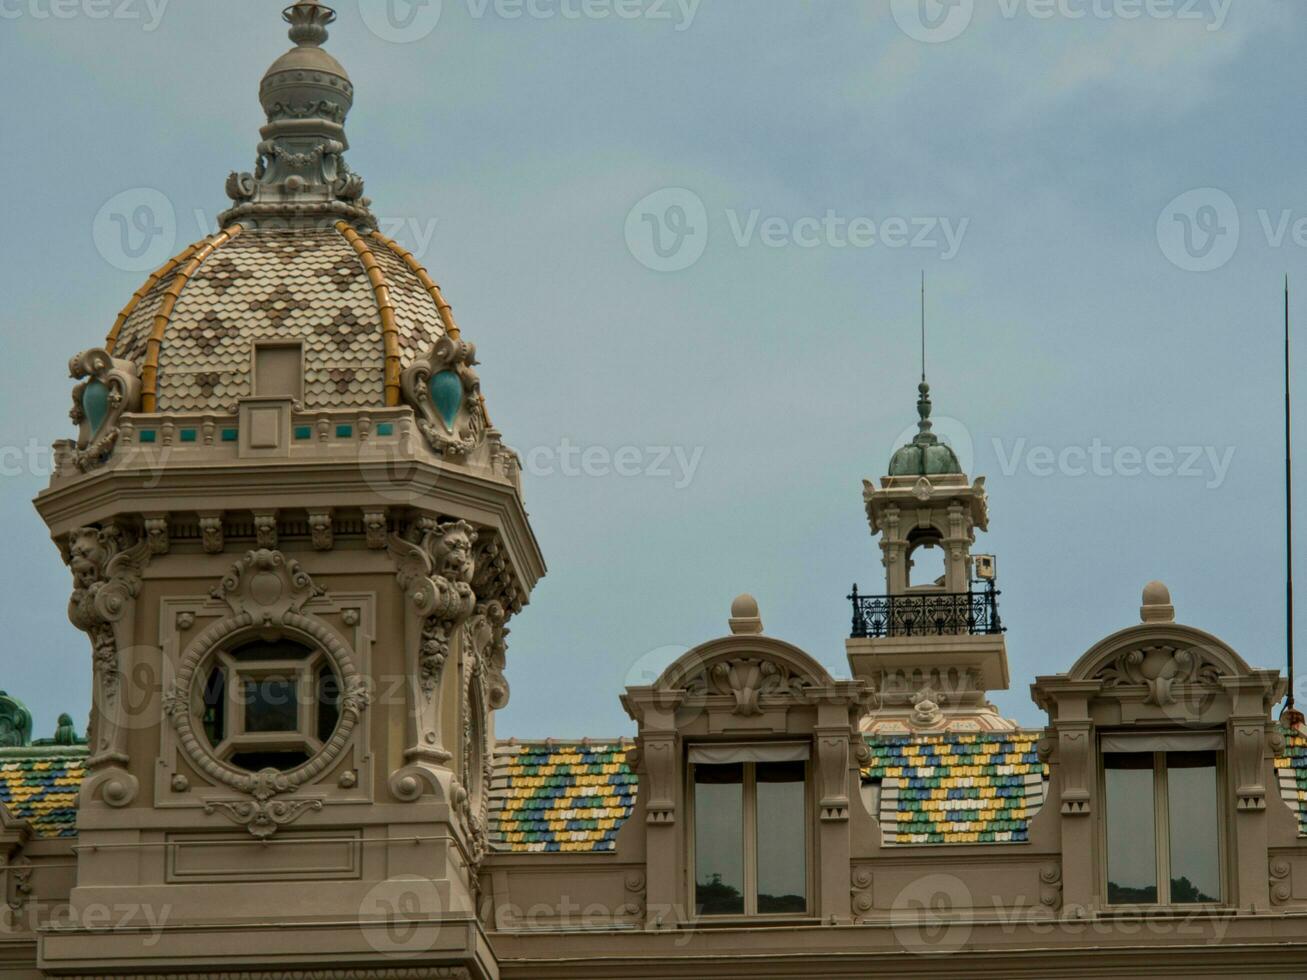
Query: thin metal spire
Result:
<box><xmin>1285</xmin><ymin>276</ymin><xmax>1302</xmax><ymax>727</ymax></box>
<box><xmin>921</xmin><ymin>270</ymin><xmax>927</xmax><ymax>384</ymax></box>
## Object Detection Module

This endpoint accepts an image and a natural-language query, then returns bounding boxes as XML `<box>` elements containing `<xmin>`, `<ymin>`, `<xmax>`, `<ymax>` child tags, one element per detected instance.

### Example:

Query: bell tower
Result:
<box><xmin>848</xmin><ymin>378</ymin><xmax>1013</xmax><ymax>734</ymax></box>
<box><xmin>34</xmin><ymin>4</ymin><xmax>541</xmax><ymax>975</ymax></box>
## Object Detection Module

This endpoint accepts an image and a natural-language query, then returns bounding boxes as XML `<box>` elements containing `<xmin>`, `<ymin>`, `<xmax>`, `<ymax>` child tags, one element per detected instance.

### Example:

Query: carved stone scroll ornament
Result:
<box><xmin>640</xmin><ymin>734</ymin><xmax>678</xmax><ymax>825</ymax></box>
<box><xmin>683</xmin><ymin>657</ymin><xmax>812</xmax><ymax>717</ymax></box>
<box><xmin>66</xmin><ymin>525</ymin><xmax>151</xmax><ymax>799</ymax></box>
<box><xmin>68</xmin><ymin>349</ymin><xmax>141</xmax><ymax>471</ymax></box>
<box><xmin>400</xmin><ymin>335</ymin><xmax>487</xmax><ymax>458</ymax></box>
<box><xmin>470</xmin><ymin>535</ymin><xmax>524</xmax><ymax>710</ymax></box>
<box><xmin>455</xmin><ymin>642</ymin><xmax>492</xmax><ymax>871</ymax></box>
<box><xmin>1094</xmin><ymin>645</ymin><xmax>1222</xmax><ymax>707</ymax></box>
<box><xmin>387</xmin><ymin>520</ymin><xmax>478</xmax><ymax>800</ymax></box>
<box><xmin>163</xmin><ymin>551</ymin><xmax>369</xmax><ymax>838</ymax></box>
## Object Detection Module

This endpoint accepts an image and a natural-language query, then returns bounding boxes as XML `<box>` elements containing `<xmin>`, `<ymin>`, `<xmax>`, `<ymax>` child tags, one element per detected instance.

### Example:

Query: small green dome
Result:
<box><xmin>887</xmin><ymin>381</ymin><xmax>962</xmax><ymax>477</ymax></box>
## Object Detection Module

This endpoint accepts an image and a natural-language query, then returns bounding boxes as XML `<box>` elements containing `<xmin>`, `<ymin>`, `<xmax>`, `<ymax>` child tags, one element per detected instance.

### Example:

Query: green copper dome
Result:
<box><xmin>888</xmin><ymin>381</ymin><xmax>962</xmax><ymax>477</ymax></box>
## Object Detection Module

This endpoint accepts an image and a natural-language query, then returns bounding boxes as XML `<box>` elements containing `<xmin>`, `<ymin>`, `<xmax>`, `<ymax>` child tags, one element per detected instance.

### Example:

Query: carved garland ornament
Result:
<box><xmin>400</xmin><ymin>335</ymin><xmax>487</xmax><ymax>458</ymax></box>
<box><xmin>457</xmin><ymin>634</ymin><xmax>493</xmax><ymax>871</ymax></box>
<box><xmin>163</xmin><ymin>551</ymin><xmax>369</xmax><ymax>837</ymax></box>
<box><xmin>69</xmin><ymin>349</ymin><xmax>141</xmax><ymax>471</ymax></box>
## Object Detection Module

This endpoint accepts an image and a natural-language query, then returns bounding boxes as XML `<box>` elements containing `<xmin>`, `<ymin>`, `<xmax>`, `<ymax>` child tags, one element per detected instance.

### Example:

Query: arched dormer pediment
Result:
<box><xmin>655</xmin><ymin>634</ymin><xmax>835</xmax><ymax>711</ymax></box>
<box><xmin>1066</xmin><ymin>622</ymin><xmax>1259</xmax><ymax>711</ymax></box>
<box><xmin>1031</xmin><ymin>582</ymin><xmax>1285</xmax><ymax>819</ymax></box>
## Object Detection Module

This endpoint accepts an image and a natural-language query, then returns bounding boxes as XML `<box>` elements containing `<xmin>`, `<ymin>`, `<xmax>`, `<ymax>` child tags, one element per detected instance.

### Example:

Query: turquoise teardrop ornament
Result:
<box><xmin>82</xmin><ymin>380</ymin><xmax>111</xmax><ymax>436</ymax></box>
<box><xmin>429</xmin><ymin>370</ymin><xmax>463</xmax><ymax>431</ymax></box>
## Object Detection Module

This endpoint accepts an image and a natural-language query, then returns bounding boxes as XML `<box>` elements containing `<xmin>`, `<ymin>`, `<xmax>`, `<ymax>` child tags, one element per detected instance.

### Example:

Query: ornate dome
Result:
<box><xmin>62</xmin><ymin>0</ymin><xmax>497</xmax><ymax>476</ymax></box>
<box><xmin>887</xmin><ymin>381</ymin><xmax>962</xmax><ymax>478</ymax></box>
<box><xmin>104</xmin><ymin>226</ymin><xmax>455</xmax><ymax>414</ymax></box>
<box><xmin>97</xmin><ymin>0</ymin><xmax>460</xmax><ymax>416</ymax></box>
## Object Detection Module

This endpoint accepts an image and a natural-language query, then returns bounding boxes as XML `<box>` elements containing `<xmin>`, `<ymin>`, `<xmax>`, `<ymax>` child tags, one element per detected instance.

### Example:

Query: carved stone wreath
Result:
<box><xmin>68</xmin><ymin>348</ymin><xmax>141</xmax><ymax>471</ymax></box>
<box><xmin>163</xmin><ymin>551</ymin><xmax>369</xmax><ymax>836</ymax></box>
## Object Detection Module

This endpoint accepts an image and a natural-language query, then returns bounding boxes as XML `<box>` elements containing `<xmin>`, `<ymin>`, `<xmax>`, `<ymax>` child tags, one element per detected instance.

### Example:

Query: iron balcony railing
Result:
<box><xmin>847</xmin><ymin>585</ymin><xmax>1003</xmax><ymax>639</ymax></box>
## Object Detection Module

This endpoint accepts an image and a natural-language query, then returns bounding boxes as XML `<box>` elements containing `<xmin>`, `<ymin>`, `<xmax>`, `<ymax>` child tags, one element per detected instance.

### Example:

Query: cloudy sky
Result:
<box><xmin>0</xmin><ymin>0</ymin><xmax>1301</xmax><ymax>739</ymax></box>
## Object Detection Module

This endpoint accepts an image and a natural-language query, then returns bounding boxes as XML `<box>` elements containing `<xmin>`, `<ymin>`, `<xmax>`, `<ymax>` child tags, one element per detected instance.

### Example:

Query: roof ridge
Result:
<box><xmin>140</xmin><ymin>224</ymin><xmax>244</xmax><ymax>412</ymax></box>
<box><xmin>336</xmin><ymin>222</ymin><xmax>401</xmax><ymax>406</ymax></box>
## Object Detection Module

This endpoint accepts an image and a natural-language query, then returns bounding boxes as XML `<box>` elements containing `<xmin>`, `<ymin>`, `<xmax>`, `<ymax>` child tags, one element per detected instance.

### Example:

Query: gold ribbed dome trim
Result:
<box><xmin>141</xmin><ymin>224</ymin><xmax>244</xmax><ymax>413</ymax></box>
<box><xmin>371</xmin><ymin>231</ymin><xmax>461</xmax><ymax>340</ymax></box>
<box><xmin>371</xmin><ymin>231</ymin><xmax>491</xmax><ymax>425</ymax></box>
<box><xmin>105</xmin><ymin>239</ymin><xmax>208</xmax><ymax>354</ymax></box>
<box><xmin>336</xmin><ymin>222</ymin><xmax>401</xmax><ymax>407</ymax></box>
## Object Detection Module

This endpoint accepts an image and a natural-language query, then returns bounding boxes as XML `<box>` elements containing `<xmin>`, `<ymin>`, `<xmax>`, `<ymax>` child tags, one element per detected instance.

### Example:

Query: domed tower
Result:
<box><xmin>34</xmin><ymin>3</ymin><xmax>541</xmax><ymax>973</ymax></box>
<box><xmin>848</xmin><ymin>377</ymin><xmax>1013</xmax><ymax>734</ymax></box>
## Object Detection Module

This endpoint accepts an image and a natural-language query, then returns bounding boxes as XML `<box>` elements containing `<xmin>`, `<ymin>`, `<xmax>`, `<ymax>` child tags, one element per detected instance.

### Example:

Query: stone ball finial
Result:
<box><xmin>1140</xmin><ymin>580</ymin><xmax>1175</xmax><ymax>623</ymax></box>
<box><xmin>729</xmin><ymin>594</ymin><xmax>763</xmax><ymax>635</ymax></box>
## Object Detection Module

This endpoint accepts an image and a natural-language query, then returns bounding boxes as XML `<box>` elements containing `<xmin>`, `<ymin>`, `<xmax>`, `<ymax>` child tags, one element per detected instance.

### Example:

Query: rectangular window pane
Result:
<box><xmin>1104</xmin><ymin>752</ymin><xmax>1157</xmax><ymax>904</ymax></box>
<box><xmin>755</xmin><ymin>761</ymin><xmax>806</xmax><ymax>914</ymax></box>
<box><xmin>694</xmin><ymin>764</ymin><xmax>744</xmax><ymax>915</ymax></box>
<box><xmin>244</xmin><ymin>678</ymin><xmax>299</xmax><ymax>733</ymax></box>
<box><xmin>1167</xmin><ymin>752</ymin><xmax>1221</xmax><ymax>904</ymax></box>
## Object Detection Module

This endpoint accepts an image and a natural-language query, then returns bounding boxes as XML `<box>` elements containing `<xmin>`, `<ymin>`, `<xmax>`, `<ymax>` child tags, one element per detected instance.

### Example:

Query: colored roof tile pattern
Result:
<box><xmin>1273</xmin><ymin>725</ymin><xmax>1307</xmax><ymax>835</ymax></box>
<box><xmin>0</xmin><ymin>751</ymin><xmax>87</xmax><ymax>838</ymax></box>
<box><xmin>489</xmin><ymin>742</ymin><xmax>637</xmax><ymax>853</ymax></box>
<box><xmin>106</xmin><ymin>228</ymin><xmax>450</xmax><ymax>415</ymax></box>
<box><xmin>862</xmin><ymin>732</ymin><xmax>1047</xmax><ymax>845</ymax></box>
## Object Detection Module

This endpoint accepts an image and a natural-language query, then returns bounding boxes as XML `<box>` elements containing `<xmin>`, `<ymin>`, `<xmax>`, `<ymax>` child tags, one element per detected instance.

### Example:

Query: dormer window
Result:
<box><xmin>690</xmin><ymin>745</ymin><xmax>809</xmax><ymax>918</ymax></box>
<box><xmin>1102</xmin><ymin>739</ymin><xmax>1224</xmax><ymax>906</ymax></box>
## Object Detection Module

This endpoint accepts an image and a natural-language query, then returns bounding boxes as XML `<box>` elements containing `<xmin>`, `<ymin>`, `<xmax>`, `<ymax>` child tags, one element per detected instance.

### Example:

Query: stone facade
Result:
<box><xmin>5</xmin><ymin>2</ymin><xmax>1307</xmax><ymax>977</ymax></box>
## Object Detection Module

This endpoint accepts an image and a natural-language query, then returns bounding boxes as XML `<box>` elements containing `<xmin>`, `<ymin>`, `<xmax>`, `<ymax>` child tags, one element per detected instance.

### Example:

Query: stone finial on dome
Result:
<box><xmin>219</xmin><ymin>0</ymin><xmax>374</xmax><ymax>230</ymax></box>
<box><xmin>729</xmin><ymin>594</ymin><xmax>764</xmax><ymax>635</ymax></box>
<box><xmin>887</xmin><ymin>380</ymin><xmax>963</xmax><ymax>478</ymax></box>
<box><xmin>1140</xmin><ymin>580</ymin><xmax>1175</xmax><ymax>623</ymax></box>
<box><xmin>285</xmin><ymin>0</ymin><xmax>335</xmax><ymax>47</ymax></box>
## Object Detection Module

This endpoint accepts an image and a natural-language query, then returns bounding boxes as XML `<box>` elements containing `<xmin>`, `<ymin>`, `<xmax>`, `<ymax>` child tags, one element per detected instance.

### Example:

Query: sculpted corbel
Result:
<box><xmin>1230</xmin><ymin>719</ymin><xmax>1268</xmax><ymax>810</ymax></box>
<box><xmin>387</xmin><ymin>518</ymin><xmax>478</xmax><ymax>800</ymax></box>
<box><xmin>640</xmin><ymin>732</ymin><xmax>678</xmax><ymax>825</ymax></box>
<box><xmin>68</xmin><ymin>349</ymin><xmax>141</xmax><ymax>471</ymax></box>
<box><xmin>815</xmin><ymin>729</ymin><xmax>851</xmax><ymax>821</ymax></box>
<box><xmin>1056</xmin><ymin>722</ymin><xmax>1092</xmax><ymax>816</ymax></box>
<box><xmin>66</xmin><ymin>524</ymin><xmax>151</xmax><ymax>805</ymax></box>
